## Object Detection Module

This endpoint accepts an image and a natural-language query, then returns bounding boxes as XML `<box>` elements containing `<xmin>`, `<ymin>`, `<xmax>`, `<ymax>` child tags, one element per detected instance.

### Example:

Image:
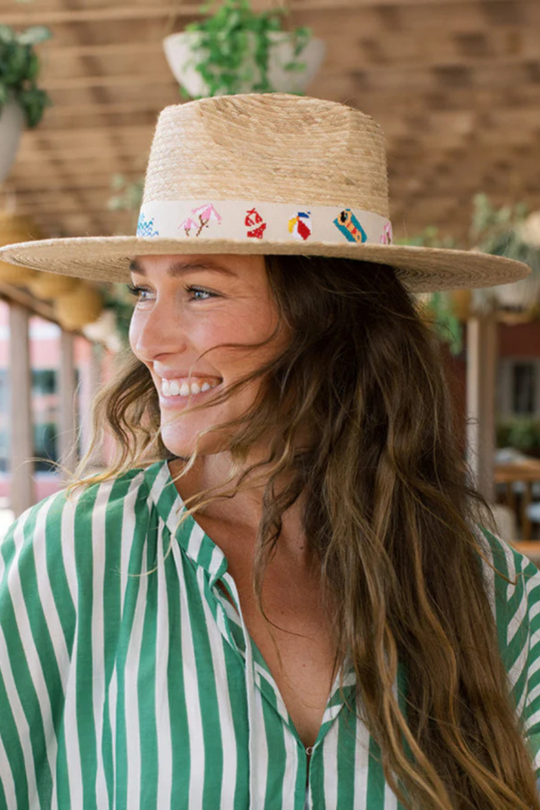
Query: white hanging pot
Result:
<box><xmin>494</xmin><ymin>274</ymin><xmax>540</xmax><ymax>323</ymax></box>
<box><xmin>163</xmin><ymin>30</ymin><xmax>326</xmax><ymax>97</ymax></box>
<box><xmin>0</xmin><ymin>100</ymin><xmax>25</xmax><ymax>184</ymax></box>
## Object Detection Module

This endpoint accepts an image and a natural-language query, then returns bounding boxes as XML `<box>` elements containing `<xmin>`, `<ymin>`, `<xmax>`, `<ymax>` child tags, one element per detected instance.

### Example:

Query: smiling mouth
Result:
<box><xmin>158</xmin><ymin>377</ymin><xmax>223</xmax><ymax>399</ymax></box>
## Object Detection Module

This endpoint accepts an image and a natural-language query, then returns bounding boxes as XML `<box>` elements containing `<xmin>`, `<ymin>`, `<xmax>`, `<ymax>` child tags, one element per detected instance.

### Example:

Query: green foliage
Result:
<box><xmin>395</xmin><ymin>225</ymin><xmax>459</xmax><ymax>251</ymax></box>
<box><xmin>182</xmin><ymin>0</ymin><xmax>312</xmax><ymax>98</ymax></box>
<box><xmin>471</xmin><ymin>193</ymin><xmax>540</xmax><ymax>275</ymax></box>
<box><xmin>102</xmin><ymin>284</ymin><xmax>136</xmax><ymax>346</ymax></box>
<box><xmin>396</xmin><ymin>194</ymin><xmax>540</xmax><ymax>351</ymax></box>
<box><xmin>423</xmin><ymin>291</ymin><xmax>463</xmax><ymax>356</ymax></box>
<box><xmin>496</xmin><ymin>417</ymin><xmax>540</xmax><ymax>454</ymax></box>
<box><xmin>0</xmin><ymin>24</ymin><xmax>52</xmax><ymax>127</ymax></box>
<box><xmin>107</xmin><ymin>174</ymin><xmax>144</xmax><ymax>213</ymax></box>
<box><xmin>395</xmin><ymin>226</ymin><xmax>463</xmax><ymax>355</ymax></box>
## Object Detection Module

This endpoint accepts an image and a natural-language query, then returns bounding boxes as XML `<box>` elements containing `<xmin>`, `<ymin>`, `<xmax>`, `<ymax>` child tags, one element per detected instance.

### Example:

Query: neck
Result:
<box><xmin>168</xmin><ymin>449</ymin><xmax>312</xmax><ymax>569</ymax></box>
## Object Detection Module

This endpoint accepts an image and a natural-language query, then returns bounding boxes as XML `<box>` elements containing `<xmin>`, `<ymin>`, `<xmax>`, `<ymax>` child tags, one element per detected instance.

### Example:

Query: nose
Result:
<box><xmin>129</xmin><ymin>298</ymin><xmax>188</xmax><ymax>362</ymax></box>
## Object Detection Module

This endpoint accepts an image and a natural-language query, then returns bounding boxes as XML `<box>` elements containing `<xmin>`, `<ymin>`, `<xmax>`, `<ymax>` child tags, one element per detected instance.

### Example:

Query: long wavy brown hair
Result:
<box><xmin>70</xmin><ymin>254</ymin><xmax>540</xmax><ymax>809</ymax></box>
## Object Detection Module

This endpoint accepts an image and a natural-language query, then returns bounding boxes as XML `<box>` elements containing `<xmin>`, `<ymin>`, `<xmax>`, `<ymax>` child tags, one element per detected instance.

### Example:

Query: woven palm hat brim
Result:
<box><xmin>0</xmin><ymin>93</ymin><xmax>530</xmax><ymax>293</ymax></box>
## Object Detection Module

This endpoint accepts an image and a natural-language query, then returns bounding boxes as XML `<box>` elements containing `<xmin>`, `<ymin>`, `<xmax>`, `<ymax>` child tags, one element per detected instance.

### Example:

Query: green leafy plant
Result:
<box><xmin>395</xmin><ymin>226</ymin><xmax>464</xmax><ymax>355</ymax></box>
<box><xmin>496</xmin><ymin>417</ymin><xmax>540</xmax><ymax>455</ymax></box>
<box><xmin>107</xmin><ymin>174</ymin><xmax>145</xmax><ymax>212</ymax></box>
<box><xmin>101</xmin><ymin>284</ymin><xmax>138</xmax><ymax>347</ymax></box>
<box><xmin>471</xmin><ymin>194</ymin><xmax>536</xmax><ymax>262</ymax></box>
<box><xmin>0</xmin><ymin>25</ymin><xmax>52</xmax><ymax>128</ymax></box>
<box><xmin>422</xmin><ymin>291</ymin><xmax>464</xmax><ymax>356</ymax></box>
<box><xmin>397</xmin><ymin>195</ymin><xmax>540</xmax><ymax>351</ymax></box>
<box><xmin>181</xmin><ymin>0</ymin><xmax>312</xmax><ymax>98</ymax></box>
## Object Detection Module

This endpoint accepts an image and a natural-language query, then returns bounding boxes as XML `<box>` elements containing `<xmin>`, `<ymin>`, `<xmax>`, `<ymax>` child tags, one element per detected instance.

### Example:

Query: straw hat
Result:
<box><xmin>0</xmin><ymin>93</ymin><xmax>531</xmax><ymax>292</ymax></box>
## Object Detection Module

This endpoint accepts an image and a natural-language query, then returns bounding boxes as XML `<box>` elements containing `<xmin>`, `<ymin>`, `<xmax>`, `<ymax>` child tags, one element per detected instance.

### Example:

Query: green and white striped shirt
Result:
<box><xmin>1</xmin><ymin>458</ymin><xmax>540</xmax><ymax>809</ymax></box>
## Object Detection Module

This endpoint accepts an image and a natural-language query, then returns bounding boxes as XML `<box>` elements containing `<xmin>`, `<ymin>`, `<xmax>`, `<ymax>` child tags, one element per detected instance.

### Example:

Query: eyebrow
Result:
<box><xmin>129</xmin><ymin>259</ymin><xmax>238</xmax><ymax>278</ymax></box>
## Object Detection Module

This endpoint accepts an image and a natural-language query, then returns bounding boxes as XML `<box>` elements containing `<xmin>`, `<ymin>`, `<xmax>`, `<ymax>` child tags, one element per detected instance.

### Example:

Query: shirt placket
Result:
<box><xmin>208</xmin><ymin>568</ymin><xmax>357</xmax><ymax>809</ymax></box>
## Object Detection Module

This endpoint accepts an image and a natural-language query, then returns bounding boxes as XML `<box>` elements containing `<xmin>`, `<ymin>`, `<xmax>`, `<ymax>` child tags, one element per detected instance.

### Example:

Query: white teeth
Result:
<box><xmin>160</xmin><ymin>377</ymin><xmax>220</xmax><ymax>398</ymax></box>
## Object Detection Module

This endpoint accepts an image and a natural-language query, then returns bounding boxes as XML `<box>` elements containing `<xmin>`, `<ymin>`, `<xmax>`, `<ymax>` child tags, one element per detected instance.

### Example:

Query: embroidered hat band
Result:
<box><xmin>137</xmin><ymin>200</ymin><xmax>393</xmax><ymax>246</ymax></box>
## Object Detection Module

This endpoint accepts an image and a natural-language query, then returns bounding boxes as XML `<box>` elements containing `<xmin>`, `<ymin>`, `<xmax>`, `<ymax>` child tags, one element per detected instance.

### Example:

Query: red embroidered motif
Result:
<box><xmin>247</xmin><ymin>224</ymin><xmax>267</xmax><ymax>239</ymax></box>
<box><xmin>245</xmin><ymin>207</ymin><xmax>267</xmax><ymax>239</ymax></box>
<box><xmin>245</xmin><ymin>208</ymin><xmax>262</xmax><ymax>227</ymax></box>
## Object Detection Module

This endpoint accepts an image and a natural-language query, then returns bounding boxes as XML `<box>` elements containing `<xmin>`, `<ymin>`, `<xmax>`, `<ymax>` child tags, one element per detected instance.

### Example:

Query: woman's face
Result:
<box><xmin>129</xmin><ymin>253</ymin><xmax>287</xmax><ymax>459</ymax></box>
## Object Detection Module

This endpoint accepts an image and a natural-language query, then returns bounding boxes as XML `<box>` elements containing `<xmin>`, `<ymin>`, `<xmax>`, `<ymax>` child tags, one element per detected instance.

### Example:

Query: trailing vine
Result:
<box><xmin>182</xmin><ymin>0</ymin><xmax>312</xmax><ymax>98</ymax></box>
<box><xmin>0</xmin><ymin>25</ymin><xmax>51</xmax><ymax>127</ymax></box>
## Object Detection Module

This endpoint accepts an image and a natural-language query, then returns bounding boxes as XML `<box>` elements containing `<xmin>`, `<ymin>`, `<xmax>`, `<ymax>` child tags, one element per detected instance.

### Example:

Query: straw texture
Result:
<box><xmin>0</xmin><ymin>93</ymin><xmax>531</xmax><ymax>292</ymax></box>
<box><xmin>144</xmin><ymin>94</ymin><xmax>389</xmax><ymax>216</ymax></box>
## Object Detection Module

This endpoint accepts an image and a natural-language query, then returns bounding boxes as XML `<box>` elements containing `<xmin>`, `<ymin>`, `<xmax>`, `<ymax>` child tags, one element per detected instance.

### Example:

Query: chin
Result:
<box><xmin>160</xmin><ymin>425</ymin><xmax>224</xmax><ymax>461</ymax></box>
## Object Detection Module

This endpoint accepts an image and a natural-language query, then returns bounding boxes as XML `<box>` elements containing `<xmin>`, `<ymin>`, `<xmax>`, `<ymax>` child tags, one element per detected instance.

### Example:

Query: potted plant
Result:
<box><xmin>471</xmin><ymin>194</ymin><xmax>540</xmax><ymax>323</ymax></box>
<box><xmin>163</xmin><ymin>0</ymin><xmax>326</xmax><ymax>98</ymax></box>
<box><xmin>0</xmin><ymin>24</ymin><xmax>52</xmax><ymax>183</ymax></box>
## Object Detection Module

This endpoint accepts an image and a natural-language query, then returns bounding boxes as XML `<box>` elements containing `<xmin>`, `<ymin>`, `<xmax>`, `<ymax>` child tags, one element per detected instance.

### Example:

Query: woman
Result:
<box><xmin>0</xmin><ymin>93</ymin><xmax>539</xmax><ymax>810</ymax></box>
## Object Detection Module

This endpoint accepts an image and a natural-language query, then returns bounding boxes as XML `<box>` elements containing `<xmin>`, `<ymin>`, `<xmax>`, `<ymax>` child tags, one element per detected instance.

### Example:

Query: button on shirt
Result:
<box><xmin>1</xmin><ymin>459</ymin><xmax>540</xmax><ymax>809</ymax></box>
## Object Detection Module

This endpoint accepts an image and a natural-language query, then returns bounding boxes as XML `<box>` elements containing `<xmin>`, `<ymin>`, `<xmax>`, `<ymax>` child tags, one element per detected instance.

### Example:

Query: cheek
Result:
<box><xmin>128</xmin><ymin>314</ymin><xmax>143</xmax><ymax>358</ymax></box>
<box><xmin>128</xmin><ymin>315</ymin><xmax>138</xmax><ymax>345</ymax></box>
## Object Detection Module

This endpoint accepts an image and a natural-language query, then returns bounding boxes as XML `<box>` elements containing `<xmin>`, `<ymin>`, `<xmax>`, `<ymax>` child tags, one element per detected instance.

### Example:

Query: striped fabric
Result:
<box><xmin>1</xmin><ymin>458</ymin><xmax>540</xmax><ymax>810</ymax></box>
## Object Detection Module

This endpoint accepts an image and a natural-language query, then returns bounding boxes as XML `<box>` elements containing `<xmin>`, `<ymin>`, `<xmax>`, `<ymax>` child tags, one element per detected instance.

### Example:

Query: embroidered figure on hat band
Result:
<box><xmin>333</xmin><ymin>209</ymin><xmax>368</xmax><ymax>244</ymax></box>
<box><xmin>288</xmin><ymin>211</ymin><xmax>312</xmax><ymax>242</ymax></box>
<box><xmin>245</xmin><ymin>207</ymin><xmax>267</xmax><ymax>239</ymax></box>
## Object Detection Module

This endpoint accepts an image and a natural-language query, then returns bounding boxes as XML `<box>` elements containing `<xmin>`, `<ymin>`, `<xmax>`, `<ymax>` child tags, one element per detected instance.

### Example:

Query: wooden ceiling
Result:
<box><xmin>1</xmin><ymin>0</ymin><xmax>540</xmax><ymax>246</ymax></box>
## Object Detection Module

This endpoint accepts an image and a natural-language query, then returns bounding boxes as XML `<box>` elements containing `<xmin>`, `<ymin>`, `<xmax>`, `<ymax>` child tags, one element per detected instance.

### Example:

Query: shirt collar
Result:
<box><xmin>143</xmin><ymin>458</ymin><xmax>228</xmax><ymax>587</ymax></box>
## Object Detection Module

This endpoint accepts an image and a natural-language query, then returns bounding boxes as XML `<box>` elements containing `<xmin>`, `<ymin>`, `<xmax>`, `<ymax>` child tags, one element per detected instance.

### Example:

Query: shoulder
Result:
<box><xmin>477</xmin><ymin>527</ymin><xmax>540</xmax><ymax>775</ymax></box>
<box><xmin>474</xmin><ymin>524</ymin><xmax>540</xmax><ymax>645</ymax></box>
<box><xmin>0</xmin><ymin>466</ymin><xmax>154</xmax><ymax>583</ymax></box>
<box><xmin>475</xmin><ymin>523</ymin><xmax>540</xmax><ymax>612</ymax></box>
<box><xmin>475</xmin><ymin>525</ymin><xmax>540</xmax><ymax>744</ymax></box>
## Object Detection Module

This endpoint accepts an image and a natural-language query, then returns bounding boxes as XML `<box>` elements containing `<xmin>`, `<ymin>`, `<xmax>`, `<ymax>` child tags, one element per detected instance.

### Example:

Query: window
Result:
<box><xmin>33</xmin><ymin>422</ymin><xmax>58</xmax><ymax>473</ymax></box>
<box><xmin>32</xmin><ymin>369</ymin><xmax>57</xmax><ymax>396</ymax></box>
<box><xmin>498</xmin><ymin>359</ymin><xmax>540</xmax><ymax>419</ymax></box>
<box><xmin>511</xmin><ymin>362</ymin><xmax>537</xmax><ymax>415</ymax></box>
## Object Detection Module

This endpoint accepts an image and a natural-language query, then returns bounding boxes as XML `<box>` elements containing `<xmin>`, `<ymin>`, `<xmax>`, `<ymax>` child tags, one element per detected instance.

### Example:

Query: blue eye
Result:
<box><xmin>125</xmin><ymin>284</ymin><xmax>218</xmax><ymax>302</ymax></box>
<box><xmin>126</xmin><ymin>284</ymin><xmax>152</xmax><ymax>301</ymax></box>
<box><xmin>184</xmin><ymin>285</ymin><xmax>217</xmax><ymax>301</ymax></box>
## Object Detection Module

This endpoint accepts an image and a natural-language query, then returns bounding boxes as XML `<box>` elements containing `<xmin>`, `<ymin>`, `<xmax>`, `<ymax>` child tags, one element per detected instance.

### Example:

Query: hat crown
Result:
<box><xmin>142</xmin><ymin>93</ymin><xmax>390</xmax><ymax>218</ymax></box>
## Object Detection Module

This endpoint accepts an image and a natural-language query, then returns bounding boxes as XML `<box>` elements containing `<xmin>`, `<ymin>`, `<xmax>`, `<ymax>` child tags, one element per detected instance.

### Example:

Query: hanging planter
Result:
<box><xmin>54</xmin><ymin>283</ymin><xmax>105</xmax><ymax>331</ymax></box>
<box><xmin>470</xmin><ymin>195</ymin><xmax>540</xmax><ymax>324</ymax></box>
<box><xmin>489</xmin><ymin>275</ymin><xmax>540</xmax><ymax>324</ymax></box>
<box><xmin>27</xmin><ymin>272</ymin><xmax>79</xmax><ymax>299</ymax></box>
<box><xmin>0</xmin><ymin>101</ymin><xmax>25</xmax><ymax>185</ymax></box>
<box><xmin>0</xmin><ymin>24</ymin><xmax>52</xmax><ymax>183</ymax></box>
<box><xmin>0</xmin><ymin>211</ymin><xmax>43</xmax><ymax>284</ymax></box>
<box><xmin>163</xmin><ymin>0</ymin><xmax>325</xmax><ymax>99</ymax></box>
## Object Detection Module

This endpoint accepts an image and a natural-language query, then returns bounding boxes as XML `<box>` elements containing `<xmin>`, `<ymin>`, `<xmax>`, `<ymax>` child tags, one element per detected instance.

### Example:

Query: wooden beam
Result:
<box><xmin>0</xmin><ymin>4</ymin><xmax>201</xmax><ymax>26</ymax></box>
<box><xmin>9</xmin><ymin>304</ymin><xmax>35</xmax><ymax>517</ymax></box>
<box><xmin>1</xmin><ymin>0</ymin><xmax>530</xmax><ymax>27</ymax></box>
<box><xmin>31</xmin><ymin>57</ymin><xmax>540</xmax><ymax>94</ymax></box>
<box><xmin>0</xmin><ymin>282</ymin><xmax>59</xmax><ymax>324</ymax></box>
<box><xmin>41</xmin><ymin>73</ymin><xmax>173</xmax><ymax>92</ymax></box>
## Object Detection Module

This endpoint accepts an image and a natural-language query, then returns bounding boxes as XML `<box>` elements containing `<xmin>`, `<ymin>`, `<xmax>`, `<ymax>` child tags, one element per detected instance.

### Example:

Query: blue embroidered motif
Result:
<box><xmin>137</xmin><ymin>213</ymin><xmax>160</xmax><ymax>238</ymax></box>
<box><xmin>333</xmin><ymin>209</ymin><xmax>367</xmax><ymax>244</ymax></box>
